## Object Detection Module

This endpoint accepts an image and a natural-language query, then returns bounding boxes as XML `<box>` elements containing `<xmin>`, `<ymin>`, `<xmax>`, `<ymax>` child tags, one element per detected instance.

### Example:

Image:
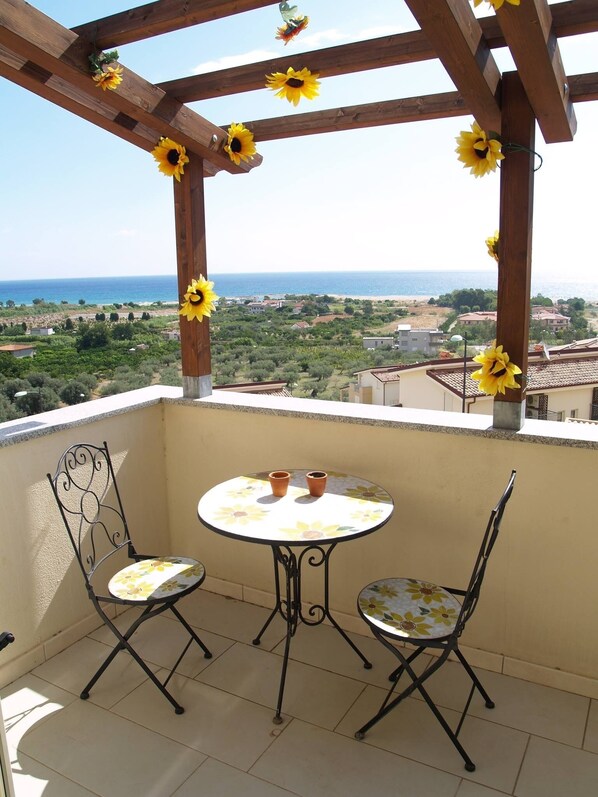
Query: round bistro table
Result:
<box><xmin>197</xmin><ymin>468</ymin><xmax>394</xmax><ymax>722</ymax></box>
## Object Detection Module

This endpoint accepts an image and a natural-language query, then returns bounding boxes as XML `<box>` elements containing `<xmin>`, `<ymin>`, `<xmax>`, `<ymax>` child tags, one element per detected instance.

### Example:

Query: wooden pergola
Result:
<box><xmin>1</xmin><ymin>0</ymin><xmax>598</xmax><ymax>429</ymax></box>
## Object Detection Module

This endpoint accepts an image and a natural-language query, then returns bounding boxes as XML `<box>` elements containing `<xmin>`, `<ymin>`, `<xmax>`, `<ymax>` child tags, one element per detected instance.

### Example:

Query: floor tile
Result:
<box><xmin>196</xmin><ymin>641</ymin><xmax>365</xmax><ymax>730</ymax></box>
<box><xmin>516</xmin><ymin>736</ymin><xmax>598</xmax><ymax>797</ymax></box>
<box><xmin>17</xmin><ymin>699</ymin><xmax>205</xmax><ymax>797</ymax></box>
<box><xmin>336</xmin><ymin>684</ymin><xmax>528</xmax><ymax>793</ymax></box>
<box><xmin>12</xmin><ymin>752</ymin><xmax>98</xmax><ymax>797</ymax></box>
<box><xmin>271</xmin><ymin>622</ymin><xmax>425</xmax><ymax>689</ymax></box>
<box><xmin>250</xmin><ymin>718</ymin><xmax>459</xmax><ymax>797</ymax></box>
<box><xmin>112</xmin><ymin>671</ymin><xmax>283</xmax><ymax>771</ymax></box>
<box><xmin>172</xmin><ymin>757</ymin><xmax>298</xmax><ymax>797</ymax></box>
<box><xmin>1</xmin><ymin>674</ymin><xmax>76</xmax><ymax>756</ymax></box>
<box><xmin>417</xmin><ymin>656</ymin><xmax>589</xmax><ymax>746</ymax></box>
<box><xmin>31</xmin><ymin>636</ymin><xmax>158</xmax><ymax>709</ymax></box>
<box><xmin>177</xmin><ymin>591</ymin><xmax>287</xmax><ymax>650</ymax></box>
<box><xmin>584</xmin><ymin>699</ymin><xmax>598</xmax><ymax>753</ymax></box>
<box><xmin>88</xmin><ymin>610</ymin><xmax>234</xmax><ymax>677</ymax></box>
<box><xmin>456</xmin><ymin>781</ymin><xmax>510</xmax><ymax>797</ymax></box>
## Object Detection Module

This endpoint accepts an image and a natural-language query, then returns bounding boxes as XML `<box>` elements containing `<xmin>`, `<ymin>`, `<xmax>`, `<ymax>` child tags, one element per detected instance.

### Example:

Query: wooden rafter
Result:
<box><xmin>158</xmin><ymin>0</ymin><xmax>598</xmax><ymax>104</ymax></box>
<box><xmin>495</xmin><ymin>0</ymin><xmax>576</xmax><ymax>143</ymax></box>
<box><xmin>569</xmin><ymin>72</ymin><xmax>598</xmax><ymax>103</ymax></box>
<box><xmin>158</xmin><ymin>30</ymin><xmax>437</xmax><ymax>103</ymax></box>
<box><xmin>0</xmin><ymin>0</ymin><xmax>260</xmax><ymax>175</ymax></box>
<box><xmin>73</xmin><ymin>0</ymin><xmax>277</xmax><ymax>50</ymax></box>
<box><xmin>0</xmin><ymin>44</ymin><xmax>219</xmax><ymax>176</ymax></box>
<box><xmin>245</xmin><ymin>92</ymin><xmax>468</xmax><ymax>142</ymax></box>
<box><xmin>403</xmin><ymin>0</ymin><xmax>502</xmax><ymax>133</ymax></box>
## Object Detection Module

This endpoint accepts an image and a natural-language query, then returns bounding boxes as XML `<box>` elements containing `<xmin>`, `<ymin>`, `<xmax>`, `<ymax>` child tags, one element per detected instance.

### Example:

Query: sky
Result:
<box><xmin>1</xmin><ymin>0</ymin><xmax>597</xmax><ymax>281</ymax></box>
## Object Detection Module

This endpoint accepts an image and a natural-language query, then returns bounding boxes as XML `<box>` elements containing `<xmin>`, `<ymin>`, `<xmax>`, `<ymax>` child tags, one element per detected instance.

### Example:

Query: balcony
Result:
<box><xmin>2</xmin><ymin>388</ymin><xmax>598</xmax><ymax>795</ymax></box>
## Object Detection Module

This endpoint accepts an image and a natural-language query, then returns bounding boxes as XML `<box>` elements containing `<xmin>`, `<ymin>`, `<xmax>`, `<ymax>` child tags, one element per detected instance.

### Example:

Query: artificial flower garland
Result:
<box><xmin>266</xmin><ymin>66</ymin><xmax>320</xmax><ymax>106</ymax></box>
<box><xmin>473</xmin><ymin>0</ymin><xmax>520</xmax><ymax>11</ymax></box>
<box><xmin>276</xmin><ymin>2</ymin><xmax>309</xmax><ymax>44</ymax></box>
<box><xmin>224</xmin><ymin>123</ymin><xmax>257</xmax><ymax>165</ymax></box>
<box><xmin>472</xmin><ymin>343</ymin><xmax>522</xmax><ymax>396</ymax></box>
<box><xmin>456</xmin><ymin>121</ymin><xmax>543</xmax><ymax>178</ymax></box>
<box><xmin>151</xmin><ymin>137</ymin><xmax>189</xmax><ymax>181</ymax></box>
<box><xmin>179</xmin><ymin>276</ymin><xmax>219</xmax><ymax>322</ymax></box>
<box><xmin>89</xmin><ymin>49</ymin><xmax>123</xmax><ymax>91</ymax></box>
<box><xmin>486</xmin><ymin>231</ymin><xmax>499</xmax><ymax>262</ymax></box>
<box><xmin>455</xmin><ymin>122</ymin><xmax>504</xmax><ymax>178</ymax></box>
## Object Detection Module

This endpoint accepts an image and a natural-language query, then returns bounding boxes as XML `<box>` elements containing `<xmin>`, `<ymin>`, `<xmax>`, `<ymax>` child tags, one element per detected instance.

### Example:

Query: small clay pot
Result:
<box><xmin>306</xmin><ymin>470</ymin><xmax>327</xmax><ymax>497</ymax></box>
<box><xmin>268</xmin><ymin>470</ymin><xmax>290</xmax><ymax>497</ymax></box>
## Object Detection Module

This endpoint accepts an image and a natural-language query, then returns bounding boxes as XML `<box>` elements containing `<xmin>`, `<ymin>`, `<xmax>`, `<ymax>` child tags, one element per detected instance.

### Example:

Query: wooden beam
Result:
<box><xmin>245</xmin><ymin>91</ymin><xmax>468</xmax><ymax>141</ymax></box>
<box><xmin>159</xmin><ymin>30</ymin><xmax>437</xmax><ymax>102</ymax></box>
<box><xmin>174</xmin><ymin>156</ymin><xmax>212</xmax><ymax>395</ymax></box>
<box><xmin>569</xmin><ymin>71</ymin><xmax>598</xmax><ymax>103</ymax></box>
<box><xmin>495</xmin><ymin>0</ymin><xmax>575</xmax><ymax>143</ymax></box>
<box><xmin>0</xmin><ymin>45</ymin><xmax>221</xmax><ymax>176</ymax></box>
<box><xmin>494</xmin><ymin>72</ymin><xmax>535</xmax><ymax>430</ymax></box>
<box><xmin>0</xmin><ymin>0</ymin><xmax>260</xmax><ymax>175</ymax></box>
<box><xmin>404</xmin><ymin>0</ymin><xmax>502</xmax><ymax>134</ymax></box>
<box><xmin>73</xmin><ymin>0</ymin><xmax>277</xmax><ymax>50</ymax></box>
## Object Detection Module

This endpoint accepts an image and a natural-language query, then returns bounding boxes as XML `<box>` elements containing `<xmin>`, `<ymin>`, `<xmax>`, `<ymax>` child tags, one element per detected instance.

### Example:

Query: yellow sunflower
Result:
<box><xmin>93</xmin><ymin>65</ymin><xmax>124</xmax><ymax>91</ymax></box>
<box><xmin>179</xmin><ymin>275</ymin><xmax>219</xmax><ymax>322</ymax></box>
<box><xmin>472</xmin><ymin>343</ymin><xmax>522</xmax><ymax>396</ymax></box>
<box><xmin>455</xmin><ymin>121</ymin><xmax>504</xmax><ymax>178</ymax></box>
<box><xmin>473</xmin><ymin>0</ymin><xmax>520</xmax><ymax>10</ymax></box>
<box><xmin>151</xmin><ymin>137</ymin><xmax>189</xmax><ymax>182</ymax></box>
<box><xmin>265</xmin><ymin>67</ymin><xmax>320</xmax><ymax>106</ymax></box>
<box><xmin>275</xmin><ymin>16</ymin><xmax>309</xmax><ymax>45</ymax></box>
<box><xmin>486</xmin><ymin>231</ymin><xmax>500</xmax><ymax>262</ymax></box>
<box><xmin>224</xmin><ymin>123</ymin><xmax>257</xmax><ymax>166</ymax></box>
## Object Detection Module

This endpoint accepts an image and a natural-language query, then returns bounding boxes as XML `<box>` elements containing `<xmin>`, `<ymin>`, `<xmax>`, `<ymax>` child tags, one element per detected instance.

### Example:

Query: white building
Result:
<box><xmin>349</xmin><ymin>345</ymin><xmax>598</xmax><ymax>420</ymax></box>
<box><xmin>362</xmin><ymin>337</ymin><xmax>394</xmax><ymax>350</ymax></box>
<box><xmin>395</xmin><ymin>324</ymin><xmax>446</xmax><ymax>355</ymax></box>
<box><xmin>29</xmin><ymin>327</ymin><xmax>54</xmax><ymax>336</ymax></box>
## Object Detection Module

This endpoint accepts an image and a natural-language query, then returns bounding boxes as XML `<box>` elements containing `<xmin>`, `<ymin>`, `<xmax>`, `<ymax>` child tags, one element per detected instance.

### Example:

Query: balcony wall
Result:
<box><xmin>2</xmin><ymin>387</ymin><xmax>598</xmax><ymax>700</ymax></box>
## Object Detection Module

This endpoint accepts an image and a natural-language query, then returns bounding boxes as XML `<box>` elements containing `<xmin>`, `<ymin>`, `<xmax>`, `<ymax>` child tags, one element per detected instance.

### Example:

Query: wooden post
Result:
<box><xmin>494</xmin><ymin>72</ymin><xmax>535</xmax><ymax>430</ymax></box>
<box><xmin>173</xmin><ymin>155</ymin><xmax>212</xmax><ymax>398</ymax></box>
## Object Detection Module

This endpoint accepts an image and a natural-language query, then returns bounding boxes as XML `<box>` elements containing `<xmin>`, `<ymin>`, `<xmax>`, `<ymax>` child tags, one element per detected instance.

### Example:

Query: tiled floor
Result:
<box><xmin>2</xmin><ymin>590</ymin><xmax>598</xmax><ymax>796</ymax></box>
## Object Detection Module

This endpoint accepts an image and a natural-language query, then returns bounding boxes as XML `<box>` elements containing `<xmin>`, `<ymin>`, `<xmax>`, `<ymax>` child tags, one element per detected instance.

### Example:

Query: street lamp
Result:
<box><xmin>450</xmin><ymin>334</ymin><xmax>468</xmax><ymax>413</ymax></box>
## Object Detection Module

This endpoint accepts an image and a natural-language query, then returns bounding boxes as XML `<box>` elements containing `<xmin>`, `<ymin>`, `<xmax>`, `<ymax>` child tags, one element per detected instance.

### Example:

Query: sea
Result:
<box><xmin>1</xmin><ymin>271</ymin><xmax>597</xmax><ymax>306</ymax></box>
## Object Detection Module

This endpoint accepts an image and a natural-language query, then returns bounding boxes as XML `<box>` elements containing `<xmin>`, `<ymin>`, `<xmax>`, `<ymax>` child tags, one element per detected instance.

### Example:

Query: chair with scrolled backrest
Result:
<box><xmin>48</xmin><ymin>441</ymin><xmax>212</xmax><ymax>714</ymax></box>
<box><xmin>354</xmin><ymin>470</ymin><xmax>516</xmax><ymax>772</ymax></box>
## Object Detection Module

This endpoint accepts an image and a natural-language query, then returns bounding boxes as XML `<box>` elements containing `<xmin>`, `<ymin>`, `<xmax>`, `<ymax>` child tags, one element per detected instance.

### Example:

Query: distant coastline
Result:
<box><xmin>1</xmin><ymin>271</ymin><xmax>597</xmax><ymax>306</ymax></box>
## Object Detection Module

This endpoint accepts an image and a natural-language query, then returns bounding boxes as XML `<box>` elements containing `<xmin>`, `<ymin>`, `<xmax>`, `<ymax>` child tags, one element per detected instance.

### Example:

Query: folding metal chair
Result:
<box><xmin>48</xmin><ymin>441</ymin><xmax>212</xmax><ymax>714</ymax></box>
<box><xmin>354</xmin><ymin>470</ymin><xmax>516</xmax><ymax>771</ymax></box>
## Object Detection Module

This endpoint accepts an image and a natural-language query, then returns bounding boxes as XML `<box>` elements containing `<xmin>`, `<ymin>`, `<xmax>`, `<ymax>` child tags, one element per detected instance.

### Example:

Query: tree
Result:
<box><xmin>6</xmin><ymin>300</ymin><xmax>15</xmax><ymax>308</ymax></box>
<box><xmin>64</xmin><ymin>318</ymin><xmax>74</xmax><ymax>331</ymax></box>
<box><xmin>60</xmin><ymin>381</ymin><xmax>90</xmax><ymax>405</ymax></box>
<box><xmin>112</xmin><ymin>322</ymin><xmax>134</xmax><ymax>340</ymax></box>
<box><xmin>32</xmin><ymin>298</ymin><xmax>44</xmax><ymax>305</ymax></box>
<box><xmin>76</xmin><ymin>322</ymin><xmax>110</xmax><ymax>350</ymax></box>
<box><xmin>95</xmin><ymin>312</ymin><xmax>106</xmax><ymax>322</ymax></box>
<box><xmin>128</xmin><ymin>312</ymin><xmax>135</xmax><ymax>321</ymax></box>
<box><xmin>109</xmin><ymin>312</ymin><xmax>120</xmax><ymax>322</ymax></box>
<box><xmin>141</xmin><ymin>311</ymin><xmax>151</xmax><ymax>321</ymax></box>
<box><xmin>78</xmin><ymin>298</ymin><xmax>86</xmax><ymax>305</ymax></box>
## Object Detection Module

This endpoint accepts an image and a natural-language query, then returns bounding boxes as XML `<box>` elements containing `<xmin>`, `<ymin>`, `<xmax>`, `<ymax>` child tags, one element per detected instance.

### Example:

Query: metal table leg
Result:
<box><xmin>252</xmin><ymin>543</ymin><xmax>372</xmax><ymax>723</ymax></box>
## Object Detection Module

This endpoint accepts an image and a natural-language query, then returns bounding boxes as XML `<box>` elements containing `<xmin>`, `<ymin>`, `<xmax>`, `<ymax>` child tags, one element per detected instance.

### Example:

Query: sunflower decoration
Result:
<box><xmin>276</xmin><ymin>2</ymin><xmax>309</xmax><ymax>45</ymax></box>
<box><xmin>473</xmin><ymin>0</ymin><xmax>520</xmax><ymax>10</ymax></box>
<box><xmin>472</xmin><ymin>343</ymin><xmax>522</xmax><ymax>396</ymax></box>
<box><xmin>151</xmin><ymin>137</ymin><xmax>189</xmax><ymax>182</ymax></box>
<box><xmin>179</xmin><ymin>276</ymin><xmax>219</xmax><ymax>323</ymax></box>
<box><xmin>266</xmin><ymin>66</ymin><xmax>320</xmax><ymax>106</ymax></box>
<box><xmin>223</xmin><ymin>123</ymin><xmax>257</xmax><ymax>166</ymax></box>
<box><xmin>486</xmin><ymin>231</ymin><xmax>499</xmax><ymax>262</ymax></box>
<box><xmin>455</xmin><ymin>121</ymin><xmax>504</xmax><ymax>178</ymax></box>
<box><xmin>89</xmin><ymin>49</ymin><xmax>123</xmax><ymax>91</ymax></box>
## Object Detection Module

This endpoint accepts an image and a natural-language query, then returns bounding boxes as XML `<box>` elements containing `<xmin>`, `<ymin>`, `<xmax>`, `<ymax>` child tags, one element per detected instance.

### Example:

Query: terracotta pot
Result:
<box><xmin>268</xmin><ymin>470</ymin><xmax>290</xmax><ymax>497</ymax></box>
<box><xmin>306</xmin><ymin>470</ymin><xmax>327</xmax><ymax>497</ymax></box>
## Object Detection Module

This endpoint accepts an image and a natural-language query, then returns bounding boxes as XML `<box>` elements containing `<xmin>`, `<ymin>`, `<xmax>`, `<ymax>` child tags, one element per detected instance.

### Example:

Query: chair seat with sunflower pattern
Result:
<box><xmin>358</xmin><ymin>577</ymin><xmax>462</xmax><ymax>640</ymax></box>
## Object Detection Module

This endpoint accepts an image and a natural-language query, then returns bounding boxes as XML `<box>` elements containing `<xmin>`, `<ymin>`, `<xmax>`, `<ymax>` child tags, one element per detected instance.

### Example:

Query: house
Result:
<box><xmin>457</xmin><ymin>307</ymin><xmax>570</xmax><ymax>329</ymax></box>
<box><xmin>215</xmin><ymin>380</ymin><xmax>291</xmax><ymax>397</ymax></box>
<box><xmin>291</xmin><ymin>321</ymin><xmax>310</xmax><ymax>330</ymax></box>
<box><xmin>245</xmin><ymin>302</ymin><xmax>268</xmax><ymax>313</ymax></box>
<box><xmin>29</xmin><ymin>326</ymin><xmax>54</xmax><ymax>336</ymax></box>
<box><xmin>162</xmin><ymin>329</ymin><xmax>181</xmax><ymax>341</ymax></box>
<box><xmin>362</xmin><ymin>336</ymin><xmax>394</xmax><ymax>349</ymax></box>
<box><xmin>0</xmin><ymin>343</ymin><xmax>35</xmax><ymax>358</ymax></box>
<box><xmin>456</xmin><ymin>310</ymin><xmax>497</xmax><ymax>326</ymax></box>
<box><xmin>350</xmin><ymin>345</ymin><xmax>598</xmax><ymax>420</ymax></box>
<box><xmin>395</xmin><ymin>324</ymin><xmax>446</xmax><ymax>355</ymax></box>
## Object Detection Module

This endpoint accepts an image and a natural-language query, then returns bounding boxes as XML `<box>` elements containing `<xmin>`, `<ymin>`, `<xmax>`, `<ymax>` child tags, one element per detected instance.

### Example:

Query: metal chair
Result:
<box><xmin>47</xmin><ymin>441</ymin><xmax>212</xmax><ymax>714</ymax></box>
<box><xmin>354</xmin><ymin>470</ymin><xmax>516</xmax><ymax>772</ymax></box>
